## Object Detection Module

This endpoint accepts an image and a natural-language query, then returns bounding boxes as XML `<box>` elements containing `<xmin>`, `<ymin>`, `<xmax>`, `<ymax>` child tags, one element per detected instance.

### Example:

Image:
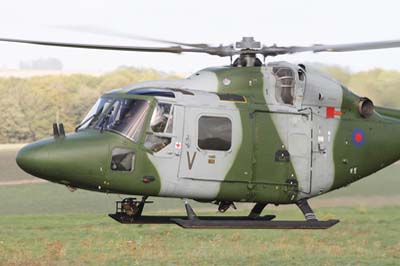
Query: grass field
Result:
<box><xmin>0</xmin><ymin>145</ymin><xmax>399</xmax><ymax>265</ymax></box>
<box><xmin>0</xmin><ymin>208</ymin><xmax>399</xmax><ymax>266</ymax></box>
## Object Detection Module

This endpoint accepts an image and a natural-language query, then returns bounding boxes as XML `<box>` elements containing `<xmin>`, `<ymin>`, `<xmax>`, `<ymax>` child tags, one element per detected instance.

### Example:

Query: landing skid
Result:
<box><xmin>109</xmin><ymin>198</ymin><xmax>339</xmax><ymax>229</ymax></box>
<box><xmin>109</xmin><ymin>213</ymin><xmax>276</xmax><ymax>224</ymax></box>
<box><xmin>109</xmin><ymin>213</ymin><xmax>338</xmax><ymax>229</ymax></box>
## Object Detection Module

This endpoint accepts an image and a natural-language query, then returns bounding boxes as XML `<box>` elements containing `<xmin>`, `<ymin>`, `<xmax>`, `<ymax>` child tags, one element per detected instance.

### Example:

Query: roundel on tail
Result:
<box><xmin>352</xmin><ymin>129</ymin><xmax>365</xmax><ymax>147</ymax></box>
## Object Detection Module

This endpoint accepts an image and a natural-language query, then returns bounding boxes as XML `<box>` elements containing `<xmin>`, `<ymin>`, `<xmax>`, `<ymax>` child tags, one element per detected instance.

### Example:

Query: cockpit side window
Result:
<box><xmin>144</xmin><ymin>102</ymin><xmax>174</xmax><ymax>153</ymax></box>
<box><xmin>150</xmin><ymin>103</ymin><xmax>173</xmax><ymax>133</ymax></box>
<box><xmin>111</xmin><ymin>148</ymin><xmax>135</xmax><ymax>171</ymax></box>
<box><xmin>273</xmin><ymin>67</ymin><xmax>295</xmax><ymax>105</ymax></box>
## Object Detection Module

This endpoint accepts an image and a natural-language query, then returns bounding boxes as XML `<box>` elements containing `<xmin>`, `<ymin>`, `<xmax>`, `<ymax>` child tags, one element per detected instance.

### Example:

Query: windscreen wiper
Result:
<box><xmin>75</xmin><ymin>113</ymin><xmax>98</xmax><ymax>132</ymax></box>
<box><xmin>100</xmin><ymin>114</ymin><xmax>111</xmax><ymax>133</ymax></box>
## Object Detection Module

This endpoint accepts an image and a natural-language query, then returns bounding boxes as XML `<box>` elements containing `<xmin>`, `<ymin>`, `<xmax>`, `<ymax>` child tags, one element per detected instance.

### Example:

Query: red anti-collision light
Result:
<box><xmin>142</xmin><ymin>176</ymin><xmax>155</xmax><ymax>183</ymax></box>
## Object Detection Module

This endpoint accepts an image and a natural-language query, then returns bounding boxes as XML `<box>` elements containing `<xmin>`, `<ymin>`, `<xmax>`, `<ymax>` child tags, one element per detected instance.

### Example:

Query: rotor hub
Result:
<box><xmin>232</xmin><ymin>37</ymin><xmax>263</xmax><ymax>67</ymax></box>
<box><xmin>235</xmin><ymin>37</ymin><xmax>261</xmax><ymax>49</ymax></box>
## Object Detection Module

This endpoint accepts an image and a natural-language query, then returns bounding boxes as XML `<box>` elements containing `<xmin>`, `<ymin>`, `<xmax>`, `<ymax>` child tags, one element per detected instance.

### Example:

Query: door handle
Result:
<box><xmin>185</xmin><ymin>135</ymin><xmax>191</xmax><ymax>148</ymax></box>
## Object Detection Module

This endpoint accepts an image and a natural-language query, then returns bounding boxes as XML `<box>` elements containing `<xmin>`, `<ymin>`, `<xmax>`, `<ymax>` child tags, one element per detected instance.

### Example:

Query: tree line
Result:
<box><xmin>1</xmin><ymin>66</ymin><xmax>400</xmax><ymax>143</ymax></box>
<box><xmin>0</xmin><ymin>67</ymin><xmax>179</xmax><ymax>143</ymax></box>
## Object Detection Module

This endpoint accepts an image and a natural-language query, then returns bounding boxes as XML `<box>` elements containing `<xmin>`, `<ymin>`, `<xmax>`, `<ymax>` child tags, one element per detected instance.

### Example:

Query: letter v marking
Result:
<box><xmin>187</xmin><ymin>151</ymin><xmax>197</xmax><ymax>170</ymax></box>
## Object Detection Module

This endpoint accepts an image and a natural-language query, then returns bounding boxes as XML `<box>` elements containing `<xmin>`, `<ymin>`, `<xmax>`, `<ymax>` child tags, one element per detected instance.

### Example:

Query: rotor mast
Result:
<box><xmin>233</xmin><ymin>37</ymin><xmax>263</xmax><ymax>67</ymax></box>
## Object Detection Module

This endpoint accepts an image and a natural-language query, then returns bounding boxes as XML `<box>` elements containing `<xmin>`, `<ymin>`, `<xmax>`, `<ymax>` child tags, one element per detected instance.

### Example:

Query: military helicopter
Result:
<box><xmin>2</xmin><ymin>35</ymin><xmax>400</xmax><ymax>229</ymax></box>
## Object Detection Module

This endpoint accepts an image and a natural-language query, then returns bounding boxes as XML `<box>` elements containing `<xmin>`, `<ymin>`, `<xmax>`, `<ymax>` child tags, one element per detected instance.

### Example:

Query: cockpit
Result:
<box><xmin>78</xmin><ymin>94</ymin><xmax>176</xmax><ymax>154</ymax></box>
<box><xmin>78</xmin><ymin>97</ymin><xmax>151</xmax><ymax>142</ymax></box>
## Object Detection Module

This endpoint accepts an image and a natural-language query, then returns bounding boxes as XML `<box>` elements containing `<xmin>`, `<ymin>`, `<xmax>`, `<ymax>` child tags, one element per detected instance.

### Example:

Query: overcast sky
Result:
<box><xmin>0</xmin><ymin>0</ymin><xmax>400</xmax><ymax>74</ymax></box>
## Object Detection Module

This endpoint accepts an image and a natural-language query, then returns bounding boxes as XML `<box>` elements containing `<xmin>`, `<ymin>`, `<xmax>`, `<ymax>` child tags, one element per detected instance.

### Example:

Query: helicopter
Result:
<box><xmin>2</xmin><ymin>35</ymin><xmax>400</xmax><ymax>229</ymax></box>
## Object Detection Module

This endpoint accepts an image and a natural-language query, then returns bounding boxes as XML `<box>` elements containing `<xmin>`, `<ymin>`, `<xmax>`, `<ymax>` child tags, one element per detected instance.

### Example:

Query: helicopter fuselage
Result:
<box><xmin>16</xmin><ymin>61</ymin><xmax>400</xmax><ymax>205</ymax></box>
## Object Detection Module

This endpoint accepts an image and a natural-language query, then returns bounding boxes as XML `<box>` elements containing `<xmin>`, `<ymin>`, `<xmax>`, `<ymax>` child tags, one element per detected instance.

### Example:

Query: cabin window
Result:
<box><xmin>273</xmin><ymin>67</ymin><xmax>295</xmax><ymax>105</ymax></box>
<box><xmin>144</xmin><ymin>103</ymin><xmax>174</xmax><ymax>153</ymax></box>
<box><xmin>111</xmin><ymin>148</ymin><xmax>135</xmax><ymax>171</ymax></box>
<box><xmin>198</xmin><ymin>116</ymin><xmax>232</xmax><ymax>151</ymax></box>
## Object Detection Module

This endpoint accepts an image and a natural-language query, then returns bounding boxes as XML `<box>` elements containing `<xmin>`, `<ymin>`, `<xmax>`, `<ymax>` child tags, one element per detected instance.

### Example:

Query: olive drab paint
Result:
<box><xmin>16</xmin><ymin>61</ymin><xmax>400</xmax><ymax>206</ymax></box>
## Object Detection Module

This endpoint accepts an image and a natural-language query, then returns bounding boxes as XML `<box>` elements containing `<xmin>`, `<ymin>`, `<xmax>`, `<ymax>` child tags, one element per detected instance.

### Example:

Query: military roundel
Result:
<box><xmin>222</xmin><ymin>78</ymin><xmax>231</xmax><ymax>86</ymax></box>
<box><xmin>352</xmin><ymin>128</ymin><xmax>365</xmax><ymax>147</ymax></box>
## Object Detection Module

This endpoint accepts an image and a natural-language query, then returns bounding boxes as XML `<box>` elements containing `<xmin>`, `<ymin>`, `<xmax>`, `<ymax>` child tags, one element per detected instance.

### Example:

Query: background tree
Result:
<box><xmin>0</xmin><ymin>67</ymin><xmax>179</xmax><ymax>143</ymax></box>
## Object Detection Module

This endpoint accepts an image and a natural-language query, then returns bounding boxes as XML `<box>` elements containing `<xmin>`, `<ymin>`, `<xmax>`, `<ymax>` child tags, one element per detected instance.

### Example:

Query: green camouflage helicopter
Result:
<box><xmin>2</xmin><ymin>36</ymin><xmax>400</xmax><ymax>229</ymax></box>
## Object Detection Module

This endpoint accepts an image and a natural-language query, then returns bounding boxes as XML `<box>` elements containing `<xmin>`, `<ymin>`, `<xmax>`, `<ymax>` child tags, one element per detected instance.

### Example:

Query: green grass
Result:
<box><xmin>0</xmin><ymin>207</ymin><xmax>399</xmax><ymax>266</ymax></box>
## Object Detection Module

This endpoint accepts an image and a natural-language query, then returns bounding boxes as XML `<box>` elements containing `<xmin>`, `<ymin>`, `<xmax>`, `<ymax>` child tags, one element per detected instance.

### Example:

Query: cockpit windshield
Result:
<box><xmin>78</xmin><ymin>98</ymin><xmax>114</xmax><ymax>130</ymax></box>
<box><xmin>78</xmin><ymin>97</ymin><xmax>150</xmax><ymax>142</ymax></box>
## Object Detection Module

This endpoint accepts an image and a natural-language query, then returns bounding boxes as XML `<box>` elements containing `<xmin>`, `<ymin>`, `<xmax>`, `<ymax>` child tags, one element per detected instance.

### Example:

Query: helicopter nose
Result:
<box><xmin>16</xmin><ymin>141</ymin><xmax>51</xmax><ymax>179</ymax></box>
<box><xmin>16</xmin><ymin>132</ymin><xmax>112</xmax><ymax>187</ymax></box>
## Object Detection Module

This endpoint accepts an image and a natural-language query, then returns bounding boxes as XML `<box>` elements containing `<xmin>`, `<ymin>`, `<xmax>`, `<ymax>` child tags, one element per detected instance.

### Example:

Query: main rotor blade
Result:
<box><xmin>0</xmin><ymin>37</ymin><xmax>206</xmax><ymax>54</ymax></box>
<box><xmin>260</xmin><ymin>39</ymin><xmax>400</xmax><ymax>56</ymax></box>
<box><xmin>0</xmin><ymin>37</ymin><xmax>237</xmax><ymax>57</ymax></box>
<box><xmin>292</xmin><ymin>39</ymin><xmax>400</xmax><ymax>53</ymax></box>
<box><xmin>54</xmin><ymin>25</ymin><xmax>212</xmax><ymax>49</ymax></box>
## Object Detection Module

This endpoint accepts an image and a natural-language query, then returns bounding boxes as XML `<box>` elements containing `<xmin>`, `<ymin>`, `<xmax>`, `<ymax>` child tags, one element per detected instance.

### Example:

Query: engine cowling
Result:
<box><xmin>358</xmin><ymin>97</ymin><xmax>374</xmax><ymax>118</ymax></box>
